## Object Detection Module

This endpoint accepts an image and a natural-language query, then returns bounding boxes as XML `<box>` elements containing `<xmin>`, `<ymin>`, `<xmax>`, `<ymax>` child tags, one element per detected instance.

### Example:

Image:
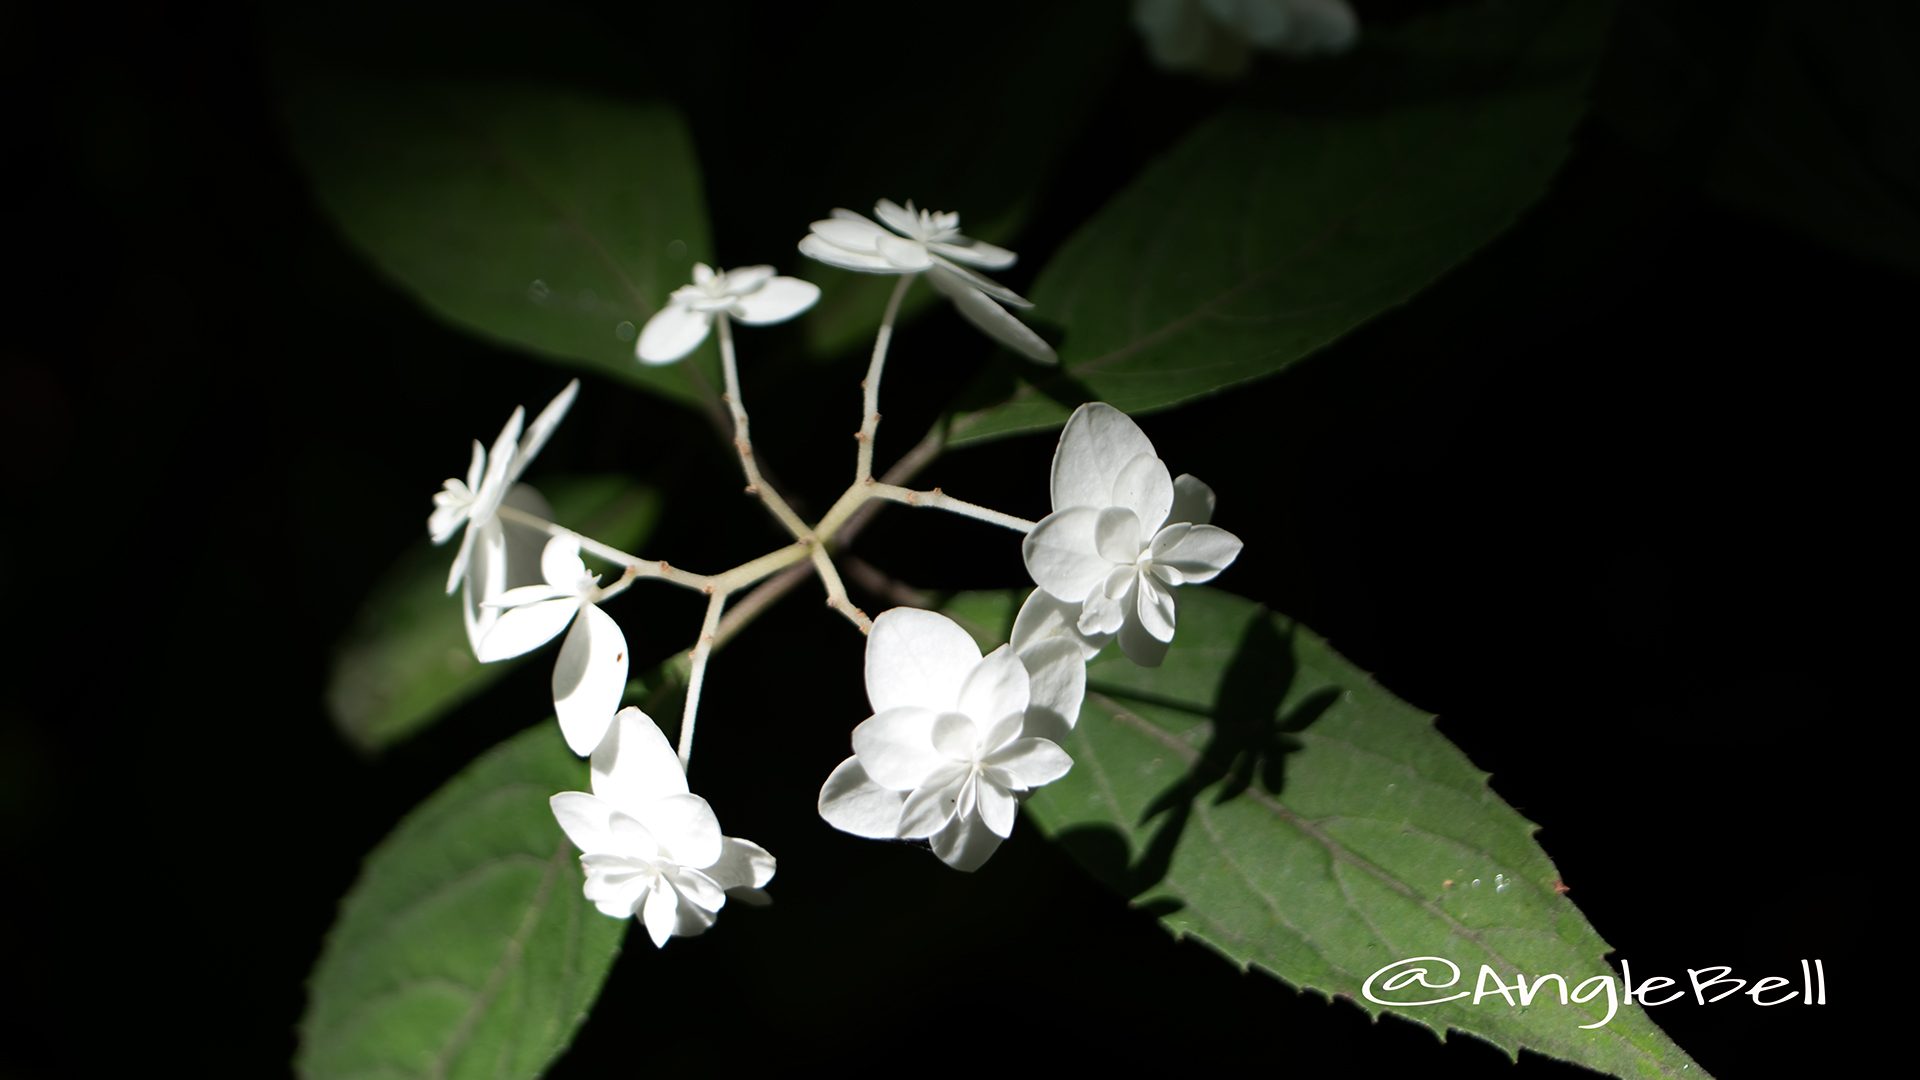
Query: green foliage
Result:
<box><xmin>298</xmin><ymin>723</ymin><xmax>623</xmax><ymax>1080</ymax></box>
<box><xmin>280</xmin><ymin>73</ymin><xmax>720</xmax><ymax>406</ymax></box>
<box><xmin>948</xmin><ymin>0</ymin><xmax>1613</xmax><ymax>445</ymax></box>
<box><xmin>945</xmin><ymin>588</ymin><xmax>1709</xmax><ymax>1080</ymax></box>
<box><xmin>327</xmin><ymin>477</ymin><xmax>660</xmax><ymax>753</ymax></box>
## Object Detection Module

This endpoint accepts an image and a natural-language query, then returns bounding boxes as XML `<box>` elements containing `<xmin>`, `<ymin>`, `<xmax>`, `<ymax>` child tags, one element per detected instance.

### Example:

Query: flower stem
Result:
<box><xmin>677</xmin><ymin>590</ymin><xmax>727</xmax><ymax>769</ymax></box>
<box><xmin>717</xmin><ymin>314</ymin><xmax>813</xmax><ymax>542</ymax></box>
<box><xmin>809</xmin><ymin>545</ymin><xmax>871</xmax><ymax>633</ymax></box>
<box><xmin>855</xmin><ymin>275</ymin><xmax>916</xmax><ymax>483</ymax></box>
<box><xmin>867</xmin><ymin>483</ymin><xmax>1035</xmax><ymax>533</ymax></box>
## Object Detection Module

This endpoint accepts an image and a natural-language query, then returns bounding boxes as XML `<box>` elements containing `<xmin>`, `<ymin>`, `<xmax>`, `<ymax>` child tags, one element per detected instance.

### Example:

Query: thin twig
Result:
<box><xmin>717</xmin><ymin>314</ymin><xmax>813</xmax><ymax>541</ymax></box>
<box><xmin>868</xmin><ymin>483</ymin><xmax>1036</xmax><ymax>533</ymax></box>
<box><xmin>855</xmin><ymin>275</ymin><xmax>916</xmax><ymax>482</ymax></box>
<box><xmin>677</xmin><ymin>591</ymin><xmax>727</xmax><ymax>769</ymax></box>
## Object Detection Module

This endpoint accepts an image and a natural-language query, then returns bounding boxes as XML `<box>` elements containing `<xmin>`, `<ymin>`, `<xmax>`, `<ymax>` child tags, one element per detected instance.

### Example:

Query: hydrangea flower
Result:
<box><xmin>428</xmin><ymin>380</ymin><xmax>579</xmax><ymax>652</ymax></box>
<box><xmin>1134</xmin><ymin>0</ymin><xmax>1358</xmax><ymax>78</ymax></box>
<box><xmin>551</xmin><ymin>708</ymin><xmax>776</xmax><ymax>946</ymax></box>
<box><xmin>476</xmin><ymin>536</ymin><xmax>629</xmax><ymax>756</ymax></box>
<box><xmin>798</xmin><ymin>199</ymin><xmax>1056</xmax><ymax>364</ymax></box>
<box><xmin>818</xmin><ymin>608</ymin><xmax>1080</xmax><ymax>871</ymax></box>
<box><xmin>1022</xmin><ymin>403</ymin><xmax>1243</xmax><ymax>666</ymax></box>
<box><xmin>636</xmin><ymin>263</ymin><xmax>820</xmax><ymax>365</ymax></box>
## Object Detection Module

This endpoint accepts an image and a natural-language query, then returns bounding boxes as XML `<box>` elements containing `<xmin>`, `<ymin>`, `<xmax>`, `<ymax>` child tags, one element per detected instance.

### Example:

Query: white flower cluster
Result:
<box><xmin>816</xmin><ymin>403</ymin><xmax>1242</xmax><ymax>868</ymax></box>
<box><xmin>422</xmin><ymin>199</ymin><xmax>1242</xmax><ymax>942</ymax></box>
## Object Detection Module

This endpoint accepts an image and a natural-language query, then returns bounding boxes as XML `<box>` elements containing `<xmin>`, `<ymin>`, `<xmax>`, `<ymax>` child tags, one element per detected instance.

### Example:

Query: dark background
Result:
<box><xmin>7</xmin><ymin>1</ymin><xmax>1890</xmax><ymax>1076</ymax></box>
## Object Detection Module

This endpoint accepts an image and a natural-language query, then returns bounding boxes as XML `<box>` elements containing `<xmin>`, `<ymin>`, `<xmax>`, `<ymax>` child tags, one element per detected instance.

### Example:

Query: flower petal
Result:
<box><xmin>591</xmin><ymin>707</ymin><xmax>690</xmax><ymax>803</ymax></box>
<box><xmin>1023</xmin><ymin>507</ymin><xmax>1112</xmax><ymax>602</ymax></box>
<box><xmin>931</xmin><ymin>712</ymin><xmax>981</xmax><ymax>761</ymax></box>
<box><xmin>552</xmin><ymin>603</ymin><xmax>627</xmax><ymax>755</ymax></box>
<box><xmin>731</xmin><ymin>275</ymin><xmax>820</xmax><ymax>324</ymax></box>
<box><xmin>1152</xmin><ymin>523</ymin><xmax>1244</xmax><ymax>584</ymax></box>
<box><xmin>1169</xmin><ymin>473</ymin><xmax>1216</xmax><ymax>526</ymax></box>
<box><xmin>668</xmin><ymin>866</ymin><xmax>727</xmax><ymax>913</ymax></box>
<box><xmin>1136</xmin><ymin>573</ymin><xmax>1178</xmax><ymax>642</ymax></box>
<box><xmin>719</xmin><ymin>264</ymin><xmax>774</xmax><ymax>293</ymax></box>
<box><xmin>642</xmin><ymin>793</ymin><xmax>724</xmax><ymax>869</ymax></box>
<box><xmin>1094</xmin><ymin>506</ymin><xmax>1144</xmax><ymax>564</ymax></box>
<box><xmin>850</xmin><ymin>706</ymin><xmax>948</xmax><ymax>790</ymax></box>
<box><xmin>636</xmin><ymin>302</ymin><xmax>712</xmax><ymax>365</ymax></box>
<box><xmin>976</xmin><ymin>780</ymin><xmax>1018</xmax><ymax>838</ymax></box>
<box><xmin>876</xmin><ymin>232</ymin><xmax>933</xmax><ymax>271</ymax></box>
<box><xmin>642</xmin><ymin>881</ymin><xmax>679</xmax><ymax>946</ymax></box>
<box><xmin>1117</xmin><ymin>611</ymin><xmax>1173</xmax><ymax>667</ymax></box>
<box><xmin>899</xmin><ymin>766</ymin><xmax>970</xmax><ymax>838</ymax></box>
<box><xmin>929</xmin><ymin>810</ymin><xmax>1005</xmax><ymax>872</ymax></box>
<box><xmin>1111</xmin><ymin>453</ymin><xmax>1175</xmax><ymax>534</ymax></box>
<box><xmin>810</xmin><ymin>213</ymin><xmax>889</xmax><ymax>252</ymax></box>
<box><xmin>957</xmin><ymin>646</ymin><xmax>1030</xmax><ymax>731</ymax></box>
<box><xmin>508</xmin><ymin>380</ymin><xmax>579</xmax><ymax>486</ymax></box>
<box><xmin>550</xmin><ymin>792</ymin><xmax>613</xmax><ymax>853</ymax></box>
<box><xmin>985</xmin><ymin>737</ymin><xmax>1073</xmax><ymax>789</ymax></box>
<box><xmin>873</xmin><ymin>198</ymin><xmax>917</xmax><ymax>236</ymax></box>
<box><xmin>474</xmin><ymin>597</ymin><xmax>578</xmax><ymax>663</ymax></box>
<box><xmin>798</xmin><ymin>234</ymin><xmax>898</xmax><ymax>273</ymax></box>
<box><xmin>1016</xmin><ymin>637</ymin><xmax>1088</xmax><ymax>741</ymax></box>
<box><xmin>539</xmin><ymin>535</ymin><xmax>589</xmax><ymax>591</ymax></box>
<box><xmin>1079</xmin><ymin>585</ymin><xmax>1128</xmax><ymax>637</ymax></box>
<box><xmin>707</xmin><ymin>836</ymin><xmax>777</xmax><ymax>891</ymax></box>
<box><xmin>1050</xmin><ymin>403</ymin><xmax>1158</xmax><ymax>513</ymax></box>
<box><xmin>927</xmin><ymin>257</ymin><xmax>1031</xmax><ymax>308</ymax></box>
<box><xmin>818</xmin><ymin>757</ymin><xmax>907</xmax><ymax>839</ymax></box>
<box><xmin>1010</xmin><ymin>588</ymin><xmax>1110</xmax><ymax>661</ymax></box>
<box><xmin>864</xmin><ymin>608</ymin><xmax>983</xmax><ymax>713</ymax></box>
<box><xmin>929</xmin><ymin>237</ymin><xmax>1016</xmax><ymax>270</ymax></box>
<box><xmin>459</xmin><ymin>521</ymin><xmax>508</xmax><ymax>654</ymax></box>
<box><xmin>925</xmin><ymin>266</ymin><xmax>1056</xmax><ymax>363</ymax></box>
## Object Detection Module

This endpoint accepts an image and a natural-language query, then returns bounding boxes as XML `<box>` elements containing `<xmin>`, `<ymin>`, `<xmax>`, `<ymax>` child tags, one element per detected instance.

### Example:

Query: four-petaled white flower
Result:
<box><xmin>818</xmin><ymin>609</ymin><xmax>1080</xmax><ymax>871</ymax></box>
<box><xmin>476</xmin><ymin>535</ymin><xmax>630</xmax><ymax>756</ymax></box>
<box><xmin>428</xmin><ymin>380</ymin><xmax>580</xmax><ymax>653</ymax></box>
<box><xmin>1023</xmin><ymin>403</ymin><xmax>1243</xmax><ymax>667</ymax></box>
<box><xmin>551</xmin><ymin>708</ymin><xmax>776</xmax><ymax>946</ymax></box>
<box><xmin>798</xmin><ymin>199</ymin><xmax>1057</xmax><ymax>364</ymax></box>
<box><xmin>1133</xmin><ymin>0</ymin><xmax>1358</xmax><ymax>79</ymax></box>
<box><xmin>637</xmin><ymin>263</ymin><xmax>820</xmax><ymax>365</ymax></box>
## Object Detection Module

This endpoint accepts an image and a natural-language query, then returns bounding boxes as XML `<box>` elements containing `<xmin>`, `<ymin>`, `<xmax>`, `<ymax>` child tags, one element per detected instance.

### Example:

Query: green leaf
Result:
<box><xmin>327</xmin><ymin>477</ymin><xmax>661</xmax><ymax>753</ymax></box>
<box><xmin>1696</xmin><ymin>5</ymin><xmax>1920</xmax><ymax>274</ymax></box>
<box><xmin>298</xmin><ymin>723</ymin><xmax>622</xmax><ymax>1080</ymax></box>
<box><xmin>279</xmin><ymin>72</ymin><xmax>720</xmax><ymax>406</ymax></box>
<box><xmin>947</xmin><ymin>0</ymin><xmax>1613</xmax><ymax>445</ymax></box>
<box><xmin>944</xmin><ymin>588</ymin><xmax>1709</xmax><ymax>1079</ymax></box>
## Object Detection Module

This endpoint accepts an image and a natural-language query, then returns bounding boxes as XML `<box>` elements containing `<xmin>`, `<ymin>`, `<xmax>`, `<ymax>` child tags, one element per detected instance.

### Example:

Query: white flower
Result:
<box><xmin>551</xmin><ymin>708</ymin><xmax>776</xmax><ymax>946</ymax></box>
<box><xmin>818</xmin><ymin>609</ymin><xmax>1081</xmax><ymax>871</ymax></box>
<box><xmin>475</xmin><ymin>536</ymin><xmax>629</xmax><ymax>756</ymax></box>
<box><xmin>1022</xmin><ymin>403</ymin><xmax>1243</xmax><ymax>667</ymax></box>
<box><xmin>636</xmin><ymin>263</ymin><xmax>820</xmax><ymax>365</ymax></box>
<box><xmin>428</xmin><ymin>380</ymin><xmax>580</xmax><ymax>653</ymax></box>
<box><xmin>798</xmin><ymin>199</ymin><xmax>1057</xmax><ymax>364</ymax></box>
<box><xmin>1134</xmin><ymin>0</ymin><xmax>1358</xmax><ymax>78</ymax></box>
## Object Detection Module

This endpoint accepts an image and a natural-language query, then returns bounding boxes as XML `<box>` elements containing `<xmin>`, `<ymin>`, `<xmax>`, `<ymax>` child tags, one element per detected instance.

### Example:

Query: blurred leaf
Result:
<box><xmin>947</xmin><ymin>0</ymin><xmax>1613</xmax><ymax>445</ymax></box>
<box><xmin>298</xmin><ymin>723</ymin><xmax>622</xmax><ymax>1080</ymax></box>
<box><xmin>328</xmin><ymin>477</ymin><xmax>661</xmax><ymax>753</ymax></box>
<box><xmin>944</xmin><ymin>588</ymin><xmax>1709</xmax><ymax>1079</ymax></box>
<box><xmin>1697</xmin><ymin>5</ymin><xmax>1920</xmax><ymax>273</ymax></box>
<box><xmin>279</xmin><ymin>72</ymin><xmax>721</xmax><ymax>406</ymax></box>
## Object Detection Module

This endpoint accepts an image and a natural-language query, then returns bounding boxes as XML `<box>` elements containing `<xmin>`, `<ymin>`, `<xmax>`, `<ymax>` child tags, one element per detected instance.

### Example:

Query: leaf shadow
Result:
<box><xmin>1056</xmin><ymin>611</ymin><xmax>1339</xmax><ymax>908</ymax></box>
